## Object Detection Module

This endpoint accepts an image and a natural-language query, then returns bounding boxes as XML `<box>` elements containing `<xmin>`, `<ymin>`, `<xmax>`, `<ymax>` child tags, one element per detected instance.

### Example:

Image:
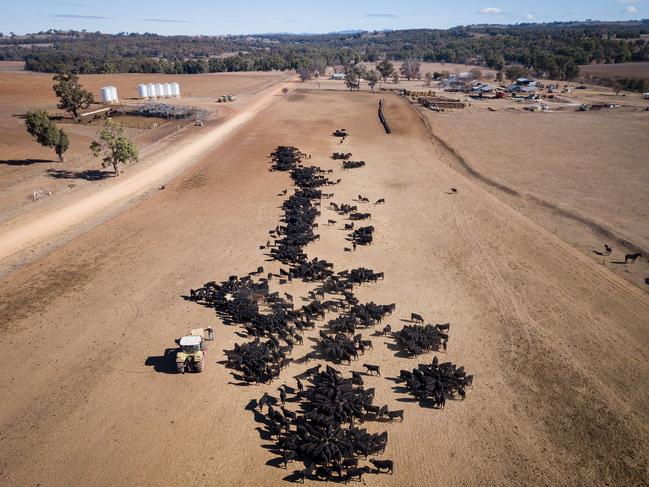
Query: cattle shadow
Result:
<box><xmin>144</xmin><ymin>348</ymin><xmax>178</xmax><ymax>373</ymax></box>
<box><xmin>282</xmin><ymin>471</ymin><xmax>304</xmax><ymax>483</ymax></box>
<box><xmin>47</xmin><ymin>168</ymin><xmax>113</xmax><ymax>181</ymax></box>
<box><xmin>0</xmin><ymin>158</ymin><xmax>52</xmax><ymax>166</ymax></box>
<box><xmin>265</xmin><ymin>457</ymin><xmax>286</xmax><ymax>469</ymax></box>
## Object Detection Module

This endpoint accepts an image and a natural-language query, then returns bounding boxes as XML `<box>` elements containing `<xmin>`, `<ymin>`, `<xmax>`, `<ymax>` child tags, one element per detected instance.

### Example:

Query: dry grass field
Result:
<box><xmin>580</xmin><ymin>62</ymin><xmax>649</xmax><ymax>80</ymax></box>
<box><xmin>426</xmin><ymin>107</ymin><xmax>649</xmax><ymax>288</ymax></box>
<box><xmin>0</xmin><ymin>65</ymin><xmax>286</xmax><ymax>218</ymax></box>
<box><xmin>1</xmin><ymin>88</ymin><xmax>648</xmax><ymax>486</ymax></box>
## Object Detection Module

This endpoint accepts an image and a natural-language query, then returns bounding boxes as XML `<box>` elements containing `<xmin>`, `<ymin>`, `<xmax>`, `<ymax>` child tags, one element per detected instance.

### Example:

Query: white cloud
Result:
<box><xmin>479</xmin><ymin>7</ymin><xmax>502</xmax><ymax>15</ymax></box>
<box><xmin>624</xmin><ymin>5</ymin><xmax>639</xmax><ymax>12</ymax></box>
<box><xmin>524</xmin><ymin>13</ymin><xmax>536</xmax><ymax>20</ymax></box>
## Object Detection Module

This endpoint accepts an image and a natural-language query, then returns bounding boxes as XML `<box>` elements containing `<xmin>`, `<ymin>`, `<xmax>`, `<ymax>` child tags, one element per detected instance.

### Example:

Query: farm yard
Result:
<box><xmin>1</xmin><ymin>86</ymin><xmax>649</xmax><ymax>487</ymax></box>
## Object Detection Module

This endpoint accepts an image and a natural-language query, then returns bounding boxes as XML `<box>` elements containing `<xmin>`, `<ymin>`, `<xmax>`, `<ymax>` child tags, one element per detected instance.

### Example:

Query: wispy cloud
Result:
<box><xmin>617</xmin><ymin>0</ymin><xmax>640</xmax><ymax>4</ymax></box>
<box><xmin>52</xmin><ymin>14</ymin><xmax>107</xmax><ymax>19</ymax></box>
<box><xmin>139</xmin><ymin>18</ymin><xmax>188</xmax><ymax>23</ymax></box>
<box><xmin>524</xmin><ymin>13</ymin><xmax>536</xmax><ymax>20</ymax></box>
<box><xmin>479</xmin><ymin>7</ymin><xmax>502</xmax><ymax>15</ymax></box>
<box><xmin>364</xmin><ymin>13</ymin><xmax>398</xmax><ymax>19</ymax></box>
<box><xmin>624</xmin><ymin>5</ymin><xmax>639</xmax><ymax>12</ymax></box>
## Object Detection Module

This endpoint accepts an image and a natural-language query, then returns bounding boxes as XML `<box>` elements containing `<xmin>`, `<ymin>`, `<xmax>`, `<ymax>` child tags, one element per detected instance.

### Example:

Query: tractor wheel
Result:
<box><xmin>195</xmin><ymin>359</ymin><xmax>204</xmax><ymax>373</ymax></box>
<box><xmin>176</xmin><ymin>361</ymin><xmax>185</xmax><ymax>374</ymax></box>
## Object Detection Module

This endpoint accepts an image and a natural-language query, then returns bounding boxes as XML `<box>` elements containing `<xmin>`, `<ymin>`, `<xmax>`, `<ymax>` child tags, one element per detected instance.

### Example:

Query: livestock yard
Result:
<box><xmin>1</xmin><ymin>65</ymin><xmax>649</xmax><ymax>486</ymax></box>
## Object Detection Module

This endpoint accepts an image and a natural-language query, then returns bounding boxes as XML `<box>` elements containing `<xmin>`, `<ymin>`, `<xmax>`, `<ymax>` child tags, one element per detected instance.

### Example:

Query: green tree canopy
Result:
<box><xmin>25</xmin><ymin>109</ymin><xmax>69</xmax><ymax>162</ymax></box>
<box><xmin>344</xmin><ymin>65</ymin><xmax>362</xmax><ymax>91</ymax></box>
<box><xmin>89</xmin><ymin>120</ymin><xmax>138</xmax><ymax>176</ymax></box>
<box><xmin>53</xmin><ymin>72</ymin><xmax>94</xmax><ymax>120</ymax></box>
<box><xmin>365</xmin><ymin>69</ymin><xmax>379</xmax><ymax>91</ymax></box>
<box><xmin>376</xmin><ymin>60</ymin><xmax>395</xmax><ymax>82</ymax></box>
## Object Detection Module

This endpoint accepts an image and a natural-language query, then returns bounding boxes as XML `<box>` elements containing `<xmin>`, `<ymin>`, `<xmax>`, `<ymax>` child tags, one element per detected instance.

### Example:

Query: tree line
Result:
<box><xmin>3</xmin><ymin>21</ymin><xmax>648</xmax><ymax>84</ymax></box>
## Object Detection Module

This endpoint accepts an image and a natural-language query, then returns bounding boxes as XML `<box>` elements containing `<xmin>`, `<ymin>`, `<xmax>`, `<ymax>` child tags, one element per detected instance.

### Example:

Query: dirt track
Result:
<box><xmin>1</xmin><ymin>90</ymin><xmax>648</xmax><ymax>486</ymax></box>
<box><xmin>0</xmin><ymin>77</ymin><xmax>291</xmax><ymax>264</ymax></box>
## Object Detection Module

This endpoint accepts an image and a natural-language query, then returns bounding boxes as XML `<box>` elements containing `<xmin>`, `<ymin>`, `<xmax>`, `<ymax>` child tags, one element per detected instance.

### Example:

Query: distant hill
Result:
<box><xmin>0</xmin><ymin>20</ymin><xmax>647</xmax><ymax>84</ymax></box>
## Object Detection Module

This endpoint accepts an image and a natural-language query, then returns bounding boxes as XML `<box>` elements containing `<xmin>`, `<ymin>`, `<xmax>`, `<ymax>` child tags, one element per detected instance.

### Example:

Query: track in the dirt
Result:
<box><xmin>186</xmin><ymin>135</ymin><xmax>473</xmax><ymax>482</ymax></box>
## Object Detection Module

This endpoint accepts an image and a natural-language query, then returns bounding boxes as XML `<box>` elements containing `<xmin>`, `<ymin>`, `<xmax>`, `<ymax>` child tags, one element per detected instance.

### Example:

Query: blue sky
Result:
<box><xmin>1</xmin><ymin>0</ymin><xmax>646</xmax><ymax>35</ymax></box>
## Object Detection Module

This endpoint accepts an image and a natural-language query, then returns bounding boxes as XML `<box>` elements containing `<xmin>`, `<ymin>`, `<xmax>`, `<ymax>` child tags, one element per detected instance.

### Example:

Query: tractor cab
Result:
<box><xmin>179</xmin><ymin>335</ymin><xmax>203</xmax><ymax>354</ymax></box>
<box><xmin>176</xmin><ymin>328</ymin><xmax>211</xmax><ymax>374</ymax></box>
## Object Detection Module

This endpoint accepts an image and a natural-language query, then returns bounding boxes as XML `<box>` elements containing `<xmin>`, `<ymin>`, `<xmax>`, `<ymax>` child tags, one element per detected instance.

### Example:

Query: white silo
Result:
<box><xmin>171</xmin><ymin>82</ymin><xmax>180</xmax><ymax>97</ymax></box>
<box><xmin>163</xmin><ymin>83</ymin><xmax>172</xmax><ymax>98</ymax></box>
<box><xmin>147</xmin><ymin>83</ymin><xmax>157</xmax><ymax>99</ymax></box>
<box><xmin>109</xmin><ymin>86</ymin><xmax>118</xmax><ymax>104</ymax></box>
<box><xmin>155</xmin><ymin>83</ymin><xmax>165</xmax><ymax>98</ymax></box>
<box><xmin>137</xmin><ymin>84</ymin><xmax>148</xmax><ymax>99</ymax></box>
<box><xmin>100</xmin><ymin>86</ymin><xmax>112</xmax><ymax>104</ymax></box>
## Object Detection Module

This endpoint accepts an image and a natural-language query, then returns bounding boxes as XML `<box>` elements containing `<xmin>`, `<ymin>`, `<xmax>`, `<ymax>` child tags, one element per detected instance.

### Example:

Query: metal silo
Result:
<box><xmin>109</xmin><ymin>86</ymin><xmax>119</xmax><ymax>104</ymax></box>
<box><xmin>171</xmin><ymin>82</ymin><xmax>180</xmax><ymax>97</ymax></box>
<box><xmin>100</xmin><ymin>86</ymin><xmax>112</xmax><ymax>104</ymax></box>
<box><xmin>137</xmin><ymin>84</ymin><xmax>148</xmax><ymax>99</ymax></box>
<box><xmin>147</xmin><ymin>83</ymin><xmax>157</xmax><ymax>99</ymax></box>
<box><xmin>163</xmin><ymin>83</ymin><xmax>173</xmax><ymax>98</ymax></box>
<box><xmin>155</xmin><ymin>83</ymin><xmax>165</xmax><ymax>98</ymax></box>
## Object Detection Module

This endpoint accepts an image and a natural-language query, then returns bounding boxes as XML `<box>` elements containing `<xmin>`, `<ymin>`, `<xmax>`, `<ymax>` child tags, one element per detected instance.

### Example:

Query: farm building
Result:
<box><xmin>471</xmin><ymin>82</ymin><xmax>497</xmax><ymax>94</ymax></box>
<box><xmin>331</xmin><ymin>73</ymin><xmax>346</xmax><ymax>80</ymax></box>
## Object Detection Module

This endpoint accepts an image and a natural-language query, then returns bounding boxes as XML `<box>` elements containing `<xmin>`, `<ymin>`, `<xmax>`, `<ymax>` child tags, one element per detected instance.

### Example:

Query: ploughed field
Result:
<box><xmin>1</xmin><ymin>90</ymin><xmax>648</xmax><ymax>486</ymax></box>
<box><xmin>579</xmin><ymin>62</ymin><xmax>649</xmax><ymax>80</ymax></box>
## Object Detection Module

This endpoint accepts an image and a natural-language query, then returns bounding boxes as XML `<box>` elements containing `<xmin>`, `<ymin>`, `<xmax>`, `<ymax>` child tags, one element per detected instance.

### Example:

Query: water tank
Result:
<box><xmin>147</xmin><ymin>83</ymin><xmax>157</xmax><ymax>99</ymax></box>
<box><xmin>109</xmin><ymin>86</ymin><xmax>118</xmax><ymax>104</ymax></box>
<box><xmin>155</xmin><ymin>83</ymin><xmax>165</xmax><ymax>98</ymax></box>
<box><xmin>171</xmin><ymin>82</ymin><xmax>180</xmax><ymax>97</ymax></box>
<box><xmin>100</xmin><ymin>86</ymin><xmax>112</xmax><ymax>104</ymax></box>
<box><xmin>137</xmin><ymin>84</ymin><xmax>148</xmax><ymax>99</ymax></box>
<box><xmin>163</xmin><ymin>83</ymin><xmax>172</xmax><ymax>98</ymax></box>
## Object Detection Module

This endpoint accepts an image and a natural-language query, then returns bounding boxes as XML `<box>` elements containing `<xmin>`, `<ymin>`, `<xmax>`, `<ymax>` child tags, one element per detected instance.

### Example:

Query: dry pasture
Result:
<box><xmin>0</xmin><ymin>68</ymin><xmax>285</xmax><ymax>218</ymax></box>
<box><xmin>579</xmin><ymin>62</ymin><xmax>649</xmax><ymax>80</ymax></box>
<box><xmin>0</xmin><ymin>89</ymin><xmax>648</xmax><ymax>486</ymax></box>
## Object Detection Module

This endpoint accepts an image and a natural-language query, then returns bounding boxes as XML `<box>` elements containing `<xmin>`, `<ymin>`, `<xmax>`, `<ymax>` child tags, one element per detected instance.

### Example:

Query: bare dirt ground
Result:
<box><xmin>1</xmin><ymin>89</ymin><xmax>649</xmax><ymax>487</ymax></box>
<box><xmin>424</xmin><ymin>107</ymin><xmax>649</xmax><ymax>289</ymax></box>
<box><xmin>580</xmin><ymin>62</ymin><xmax>649</xmax><ymax>80</ymax></box>
<box><xmin>0</xmin><ymin>68</ymin><xmax>286</xmax><ymax>218</ymax></box>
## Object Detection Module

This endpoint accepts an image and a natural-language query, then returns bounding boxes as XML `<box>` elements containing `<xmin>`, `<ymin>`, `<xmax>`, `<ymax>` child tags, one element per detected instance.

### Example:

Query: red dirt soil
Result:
<box><xmin>0</xmin><ymin>90</ymin><xmax>648</xmax><ymax>486</ymax></box>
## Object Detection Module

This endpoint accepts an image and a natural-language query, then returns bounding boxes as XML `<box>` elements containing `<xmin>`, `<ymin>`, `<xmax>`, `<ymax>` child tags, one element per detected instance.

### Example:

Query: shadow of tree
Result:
<box><xmin>0</xmin><ymin>159</ymin><xmax>52</xmax><ymax>166</ymax></box>
<box><xmin>47</xmin><ymin>169</ymin><xmax>113</xmax><ymax>181</ymax></box>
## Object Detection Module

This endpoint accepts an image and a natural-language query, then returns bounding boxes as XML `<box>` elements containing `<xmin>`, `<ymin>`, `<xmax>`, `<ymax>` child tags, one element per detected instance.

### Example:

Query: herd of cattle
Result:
<box><xmin>255</xmin><ymin>366</ymin><xmax>397</xmax><ymax>482</ymax></box>
<box><xmin>187</xmin><ymin>134</ymin><xmax>473</xmax><ymax>481</ymax></box>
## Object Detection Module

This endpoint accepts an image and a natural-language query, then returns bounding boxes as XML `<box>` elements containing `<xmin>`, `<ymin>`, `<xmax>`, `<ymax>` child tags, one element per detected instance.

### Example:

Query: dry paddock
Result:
<box><xmin>1</xmin><ymin>89</ymin><xmax>648</xmax><ymax>486</ymax></box>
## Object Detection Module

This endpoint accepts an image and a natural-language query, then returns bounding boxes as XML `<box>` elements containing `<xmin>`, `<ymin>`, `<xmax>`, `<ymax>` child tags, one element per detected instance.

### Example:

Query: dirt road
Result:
<box><xmin>1</xmin><ymin>90</ymin><xmax>648</xmax><ymax>486</ymax></box>
<box><xmin>0</xmin><ymin>77</ymin><xmax>292</xmax><ymax>264</ymax></box>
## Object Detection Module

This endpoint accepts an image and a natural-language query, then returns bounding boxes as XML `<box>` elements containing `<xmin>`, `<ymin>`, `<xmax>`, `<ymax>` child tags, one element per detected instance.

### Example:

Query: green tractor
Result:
<box><xmin>175</xmin><ymin>328</ymin><xmax>212</xmax><ymax>373</ymax></box>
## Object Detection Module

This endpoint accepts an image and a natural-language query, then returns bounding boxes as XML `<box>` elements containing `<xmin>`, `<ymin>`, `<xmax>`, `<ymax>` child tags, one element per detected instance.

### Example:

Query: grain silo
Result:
<box><xmin>109</xmin><ymin>86</ymin><xmax>119</xmax><ymax>104</ymax></box>
<box><xmin>147</xmin><ymin>83</ymin><xmax>157</xmax><ymax>99</ymax></box>
<box><xmin>137</xmin><ymin>84</ymin><xmax>148</xmax><ymax>99</ymax></box>
<box><xmin>171</xmin><ymin>82</ymin><xmax>180</xmax><ymax>97</ymax></box>
<box><xmin>100</xmin><ymin>86</ymin><xmax>112</xmax><ymax>104</ymax></box>
<box><xmin>163</xmin><ymin>83</ymin><xmax>172</xmax><ymax>98</ymax></box>
<box><xmin>155</xmin><ymin>83</ymin><xmax>165</xmax><ymax>98</ymax></box>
